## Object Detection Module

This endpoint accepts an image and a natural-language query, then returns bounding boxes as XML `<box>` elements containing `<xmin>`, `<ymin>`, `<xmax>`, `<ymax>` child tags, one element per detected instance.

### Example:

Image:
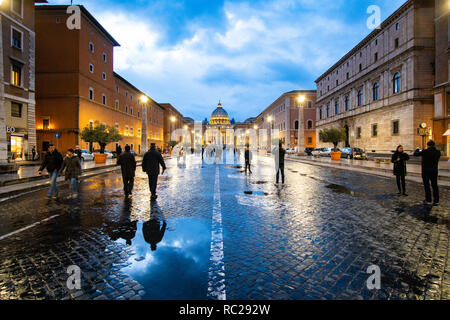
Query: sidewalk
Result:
<box><xmin>0</xmin><ymin>158</ymin><xmax>141</xmax><ymax>187</ymax></box>
<box><xmin>0</xmin><ymin>155</ymin><xmax>175</xmax><ymax>200</ymax></box>
<box><xmin>286</xmin><ymin>155</ymin><xmax>450</xmax><ymax>187</ymax></box>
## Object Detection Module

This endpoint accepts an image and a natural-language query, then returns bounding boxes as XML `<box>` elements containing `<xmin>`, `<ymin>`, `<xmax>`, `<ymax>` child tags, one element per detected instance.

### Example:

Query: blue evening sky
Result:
<box><xmin>46</xmin><ymin>0</ymin><xmax>407</xmax><ymax>121</ymax></box>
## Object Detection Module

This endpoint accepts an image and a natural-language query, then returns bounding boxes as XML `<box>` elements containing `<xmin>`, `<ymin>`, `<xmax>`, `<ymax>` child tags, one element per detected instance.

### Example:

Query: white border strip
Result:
<box><xmin>207</xmin><ymin>166</ymin><xmax>226</xmax><ymax>300</ymax></box>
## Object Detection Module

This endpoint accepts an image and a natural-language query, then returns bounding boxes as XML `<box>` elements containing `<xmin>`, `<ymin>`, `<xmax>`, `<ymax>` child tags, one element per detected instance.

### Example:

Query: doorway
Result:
<box><xmin>344</xmin><ymin>125</ymin><xmax>350</xmax><ymax>147</ymax></box>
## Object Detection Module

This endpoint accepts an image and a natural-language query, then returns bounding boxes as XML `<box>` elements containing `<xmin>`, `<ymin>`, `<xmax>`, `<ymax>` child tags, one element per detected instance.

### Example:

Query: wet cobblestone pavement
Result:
<box><xmin>0</xmin><ymin>154</ymin><xmax>448</xmax><ymax>300</ymax></box>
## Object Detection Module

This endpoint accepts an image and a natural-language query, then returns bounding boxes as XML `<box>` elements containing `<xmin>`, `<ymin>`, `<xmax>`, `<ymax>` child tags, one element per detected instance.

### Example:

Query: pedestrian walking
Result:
<box><xmin>245</xmin><ymin>146</ymin><xmax>252</xmax><ymax>174</ymax></box>
<box><xmin>142</xmin><ymin>143</ymin><xmax>167</xmax><ymax>201</ymax></box>
<box><xmin>274</xmin><ymin>142</ymin><xmax>286</xmax><ymax>186</ymax></box>
<box><xmin>38</xmin><ymin>144</ymin><xmax>63</xmax><ymax>201</ymax></box>
<box><xmin>31</xmin><ymin>146</ymin><xmax>36</xmax><ymax>161</ymax></box>
<box><xmin>391</xmin><ymin>145</ymin><xmax>409</xmax><ymax>196</ymax></box>
<box><xmin>61</xmin><ymin>148</ymin><xmax>82</xmax><ymax>199</ymax></box>
<box><xmin>414</xmin><ymin>140</ymin><xmax>441</xmax><ymax>205</ymax></box>
<box><xmin>117</xmin><ymin>145</ymin><xmax>137</xmax><ymax>198</ymax></box>
<box><xmin>74</xmin><ymin>145</ymin><xmax>82</xmax><ymax>161</ymax></box>
<box><xmin>116</xmin><ymin>144</ymin><xmax>122</xmax><ymax>158</ymax></box>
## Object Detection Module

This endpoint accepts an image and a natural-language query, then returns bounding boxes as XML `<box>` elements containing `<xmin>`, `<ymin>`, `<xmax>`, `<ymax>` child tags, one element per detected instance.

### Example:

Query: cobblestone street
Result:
<box><xmin>0</xmin><ymin>154</ymin><xmax>448</xmax><ymax>300</ymax></box>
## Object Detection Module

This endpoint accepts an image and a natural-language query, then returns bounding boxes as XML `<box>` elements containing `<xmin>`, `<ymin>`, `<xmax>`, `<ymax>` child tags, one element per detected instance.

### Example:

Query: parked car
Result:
<box><xmin>80</xmin><ymin>150</ymin><xmax>94</xmax><ymax>162</ymax></box>
<box><xmin>311</xmin><ymin>148</ymin><xmax>327</xmax><ymax>157</ymax></box>
<box><xmin>93</xmin><ymin>149</ymin><xmax>114</xmax><ymax>159</ymax></box>
<box><xmin>285</xmin><ymin>148</ymin><xmax>295</xmax><ymax>154</ymax></box>
<box><xmin>341</xmin><ymin>147</ymin><xmax>368</xmax><ymax>160</ymax></box>
<box><xmin>322</xmin><ymin>148</ymin><xmax>341</xmax><ymax>157</ymax></box>
<box><xmin>304</xmin><ymin>147</ymin><xmax>314</xmax><ymax>156</ymax></box>
<box><xmin>351</xmin><ymin>148</ymin><xmax>369</xmax><ymax>160</ymax></box>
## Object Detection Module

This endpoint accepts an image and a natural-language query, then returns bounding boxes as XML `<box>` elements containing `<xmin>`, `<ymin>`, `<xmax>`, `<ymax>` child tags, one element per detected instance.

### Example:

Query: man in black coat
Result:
<box><xmin>117</xmin><ymin>145</ymin><xmax>137</xmax><ymax>197</ymax></box>
<box><xmin>274</xmin><ymin>142</ymin><xmax>286</xmax><ymax>185</ymax></box>
<box><xmin>414</xmin><ymin>140</ymin><xmax>441</xmax><ymax>205</ymax></box>
<box><xmin>38</xmin><ymin>144</ymin><xmax>64</xmax><ymax>200</ymax></box>
<box><xmin>244</xmin><ymin>146</ymin><xmax>252</xmax><ymax>174</ymax></box>
<box><xmin>142</xmin><ymin>143</ymin><xmax>166</xmax><ymax>200</ymax></box>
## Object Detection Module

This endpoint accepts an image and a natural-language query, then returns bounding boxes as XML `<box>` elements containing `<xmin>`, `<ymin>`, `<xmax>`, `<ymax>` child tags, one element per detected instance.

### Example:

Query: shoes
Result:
<box><xmin>423</xmin><ymin>200</ymin><xmax>432</xmax><ymax>205</ymax></box>
<box><xmin>433</xmin><ymin>202</ymin><xmax>439</xmax><ymax>206</ymax></box>
<box><xmin>402</xmin><ymin>193</ymin><xmax>408</xmax><ymax>197</ymax></box>
<box><xmin>397</xmin><ymin>192</ymin><xmax>402</xmax><ymax>196</ymax></box>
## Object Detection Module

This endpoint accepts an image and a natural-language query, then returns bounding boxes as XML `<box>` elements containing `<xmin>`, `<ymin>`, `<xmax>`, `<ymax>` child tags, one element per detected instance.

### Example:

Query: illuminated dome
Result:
<box><xmin>210</xmin><ymin>101</ymin><xmax>230</xmax><ymax>125</ymax></box>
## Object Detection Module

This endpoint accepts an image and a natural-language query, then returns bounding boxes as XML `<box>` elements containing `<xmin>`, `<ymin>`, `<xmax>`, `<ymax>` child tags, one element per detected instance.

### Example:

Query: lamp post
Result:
<box><xmin>140</xmin><ymin>95</ymin><xmax>149</xmax><ymax>154</ymax></box>
<box><xmin>297</xmin><ymin>95</ymin><xmax>307</xmax><ymax>156</ymax></box>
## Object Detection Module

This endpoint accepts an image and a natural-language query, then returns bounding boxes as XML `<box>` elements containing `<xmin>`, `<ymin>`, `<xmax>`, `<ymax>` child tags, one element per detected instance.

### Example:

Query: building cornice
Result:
<box><xmin>315</xmin><ymin>0</ymin><xmax>419</xmax><ymax>83</ymax></box>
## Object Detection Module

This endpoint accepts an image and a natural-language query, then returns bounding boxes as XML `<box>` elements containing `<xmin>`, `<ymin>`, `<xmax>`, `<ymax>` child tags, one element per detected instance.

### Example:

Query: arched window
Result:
<box><xmin>335</xmin><ymin>101</ymin><xmax>339</xmax><ymax>115</ymax></box>
<box><xmin>393</xmin><ymin>72</ymin><xmax>401</xmax><ymax>94</ymax></box>
<box><xmin>373</xmin><ymin>82</ymin><xmax>379</xmax><ymax>101</ymax></box>
<box><xmin>326</xmin><ymin>104</ymin><xmax>330</xmax><ymax>117</ymax></box>
<box><xmin>307</xmin><ymin>120</ymin><xmax>313</xmax><ymax>130</ymax></box>
<box><xmin>357</xmin><ymin>90</ymin><xmax>363</xmax><ymax>106</ymax></box>
<box><xmin>345</xmin><ymin>96</ymin><xmax>350</xmax><ymax>111</ymax></box>
<box><xmin>294</xmin><ymin>120</ymin><xmax>299</xmax><ymax>130</ymax></box>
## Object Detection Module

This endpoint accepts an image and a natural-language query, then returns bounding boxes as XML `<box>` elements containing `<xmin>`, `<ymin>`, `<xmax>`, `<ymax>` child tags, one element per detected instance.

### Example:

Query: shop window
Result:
<box><xmin>11</xmin><ymin>102</ymin><xmax>22</xmax><ymax>118</ymax></box>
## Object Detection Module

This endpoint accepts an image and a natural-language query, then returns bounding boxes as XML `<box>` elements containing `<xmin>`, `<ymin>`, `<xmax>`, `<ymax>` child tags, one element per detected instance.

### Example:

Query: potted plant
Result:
<box><xmin>80</xmin><ymin>121</ymin><xmax>122</xmax><ymax>164</ymax></box>
<box><xmin>319</xmin><ymin>127</ymin><xmax>347</xmax><ymax>161</ymax></box>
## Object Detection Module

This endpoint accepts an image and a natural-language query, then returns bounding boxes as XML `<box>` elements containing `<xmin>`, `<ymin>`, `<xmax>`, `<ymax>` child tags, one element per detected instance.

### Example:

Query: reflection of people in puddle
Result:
<box><xmin>107</xmin><ymin>199</ymin><xmax>137</xmax><ymax>245</ymax></box>
<box><xmin>143</xmin><ymin>214</ymin><xmax>167</xmax><ymax>251</ymax></box>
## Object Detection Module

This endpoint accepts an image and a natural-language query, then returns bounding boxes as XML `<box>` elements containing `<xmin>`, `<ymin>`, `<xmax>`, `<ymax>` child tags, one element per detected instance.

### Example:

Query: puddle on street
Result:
<box><xmin>326</xmin><ymin>184</ymin><xmax>368</xmax><ymax>199</ymax></box>
<box><xmin>249</xmin><ymin>181</ymin><xmax>268</xmax><ymax>185</ymax></box>
<box><xmin>110</xmin><ymin>217</ymin><xmax>211</xmax><ymax>299</ymax></box>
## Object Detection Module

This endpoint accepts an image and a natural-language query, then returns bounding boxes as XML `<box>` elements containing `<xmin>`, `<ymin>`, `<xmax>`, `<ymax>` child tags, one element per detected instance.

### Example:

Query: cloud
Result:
<box><xmin>43</xmin><ymin>0</ymin><xmax>407</xmax><ymax>121</ymax></box>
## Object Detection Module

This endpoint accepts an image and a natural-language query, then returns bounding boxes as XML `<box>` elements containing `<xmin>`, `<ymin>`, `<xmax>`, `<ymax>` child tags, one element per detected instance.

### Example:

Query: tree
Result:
<box><xmin>319</xmin><ymin>127</ymin><xmax>347</xmax><ymax>151</ymax></box>
<box><xmin>80</xmin><ymin>121</ymin><xmax>122</xmax><ymax>154</ymax></box>
<box><xmin>230</xmin><ymin>118</ymin><xmax>236</xmax><ymax>125</ymax></box>
<box><xmin>167</xmin><ymin>140</ymin><xmax>178</xmax><ymax>149</ymax></box>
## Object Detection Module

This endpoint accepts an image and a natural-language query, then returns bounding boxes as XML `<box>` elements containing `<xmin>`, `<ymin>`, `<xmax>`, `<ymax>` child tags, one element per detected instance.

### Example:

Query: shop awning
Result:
<box><xmin>444</xmin><ymin>129</ymin><xmax>450</xmax><ymax>136</ymax></box>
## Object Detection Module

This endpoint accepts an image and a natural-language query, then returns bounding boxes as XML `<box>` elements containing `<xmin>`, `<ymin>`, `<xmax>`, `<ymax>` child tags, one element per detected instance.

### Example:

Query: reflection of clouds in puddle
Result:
<box><xmin>118</xmin><ymin>218</ymin><xmax>210</xmax><ymax>279</ymax></box>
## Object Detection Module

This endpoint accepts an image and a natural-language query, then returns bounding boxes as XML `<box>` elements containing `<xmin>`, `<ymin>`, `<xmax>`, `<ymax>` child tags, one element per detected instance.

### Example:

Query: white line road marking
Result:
<box><xmin>207</xmin><ymin>166</ymin><xmax>226</xmax><ymax>300</ymax></box>
<box><xmin>0</xmin><ymin>214</ymin><xmax>60</xmax><ymax>241</ymax></box>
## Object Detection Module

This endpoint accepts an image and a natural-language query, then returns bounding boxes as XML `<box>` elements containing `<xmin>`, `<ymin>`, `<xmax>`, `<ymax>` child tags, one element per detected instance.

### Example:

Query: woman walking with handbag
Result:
<box><xmin>61</xmin><ymin>148</ymin><xmax>82</xmax><ymax>199</ymax></box>
<box><xmin>391</xmin><ymin>145</ymin><xmax>409</xmax><ymax>196</ymax></box>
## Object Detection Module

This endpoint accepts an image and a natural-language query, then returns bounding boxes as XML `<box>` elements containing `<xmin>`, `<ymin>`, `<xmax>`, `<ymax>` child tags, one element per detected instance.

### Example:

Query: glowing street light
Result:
<box><xmin>171</xmin><ymin>116</ymin><xmax>176</xmax><ymax>123</ymax></box>
<box><xmin>140</xmin><ymin>95</ymin><xmax>149</xmax><ymax>104</ymax></box>
<box><xmin>140</xmin><ymin>95</ymin><xmax>149</xmax><ymax>153</ymax></box>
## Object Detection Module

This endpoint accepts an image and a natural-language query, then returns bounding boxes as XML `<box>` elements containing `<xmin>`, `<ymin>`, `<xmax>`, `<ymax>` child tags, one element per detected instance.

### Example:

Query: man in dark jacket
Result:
<box><xmin>38</xmin><ymin>144</ymin><xmax>63</xmax><ymax>200</ymax></box>
<box><xmin>74</xmin><ymin>145</ymin><xmax>82</xmax><ymax>161</ymax></box>
<box><xmin>244</xmin><ymin>145</ymin><xmax>252</xmax><ymax>174</ymax></box>
<box><xmin>142</xmin><ymin>143</ymin><xmax>166</xmax><ymax>200</ymax></box>
<box><xmin>116</xmin><ymin>145</ymin><xmax>122</xmax><ymax>158</ymax></box>
<box><xmin>414</xmin><ymin>140</ymin><xmax>441</xmax><ymax>205</ymax></box>
<box><xmin>274</xmin><ymin>142</ymin><xmax>286</xmax><ymax>185</ymax></box>
<box><xmin>117</xmin><ymin>145</ymin><xmax>137</xmax><ymax>198</ymax></box>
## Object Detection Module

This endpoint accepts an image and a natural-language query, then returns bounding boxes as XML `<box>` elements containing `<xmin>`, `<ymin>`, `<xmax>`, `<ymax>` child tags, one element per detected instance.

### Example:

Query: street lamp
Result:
<box><xmin>297</xmin><ymin>95</ymin><xmax>307</xmax><ymax>156</ymax></box>
<box><xmin>140</xmin><ymin>95</ymin><xmax>149</xmax><ymax>153</ymax></box>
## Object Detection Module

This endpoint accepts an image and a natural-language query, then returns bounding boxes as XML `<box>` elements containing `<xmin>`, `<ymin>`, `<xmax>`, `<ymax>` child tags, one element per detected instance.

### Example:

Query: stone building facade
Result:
<box><xmin>34</xmin><ymin>5</ymin><xmax>164</xmax><ymax>156</ymax></box>
<box><xmin>0</xmin><ymin>0</ymin><xmax>46</xmax><ymax>162</ymax></box>
<box><xmin>433</xmin><ymin>0</ymin><xmax>450</xmax><ymax>156</ymax></box>
<box><xmin>315</xmin><ymin>0</ymin><xmax>435</xmax><ymax>155</ymax></box>
<box><xmin>255</xmin><ymin>90</ymin><xmax>317</xmax><ymax>150</ymax></box>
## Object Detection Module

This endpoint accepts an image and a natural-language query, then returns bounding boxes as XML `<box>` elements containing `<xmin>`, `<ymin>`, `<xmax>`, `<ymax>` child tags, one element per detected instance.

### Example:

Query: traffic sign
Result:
<box><xmin>55</xmin><ymin>133</ymin><xmax>61</xmax><ymax>139</ymax></box>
